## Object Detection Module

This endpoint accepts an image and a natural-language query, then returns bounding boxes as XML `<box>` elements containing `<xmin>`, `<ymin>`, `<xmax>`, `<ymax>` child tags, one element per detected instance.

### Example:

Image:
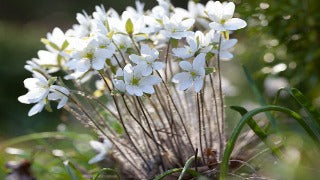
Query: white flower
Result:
<box><xmin>172</xmin><ymin>31</ymin><xmax>212</xmax><ymax>59</ymax></box>
<box><xmin>206</xmin><ymin>1</ymin><xmax>246</xmax><ymax>31</ymax></box>
<box><xmin>129</xmin><ymin>44</ymin><xmax>164</xmax><ymax>76</ymax></box>
<box><xmin>172</xmin><ymin>53</ymin><xmax>206</xmax><ymax>92</ymax></box>
<box><xmin>172</xmin><ymin>35</ymin><xmax>198</xmax><ymax>59</ymax></box>
<box><xmin>48</xmin><ymin>85</ymin><xmax>70</xmax><ymax>109</ymax></box>
<box><xmin>121</xmin><ymin>64</ymin><xmax>161</xmax><ymax>96</ymax></box>
<box><xmin>32</xmin><ymin>50</ymin><xmax>59</xmax><ymax>73</ymax></box>
<box><xmin>18</xmin><ymin>72</ymin><xmax>69</xmax><ymax>116</ymax></box>
<box><xmin>88</xmin><ymin>139</ymin><xmax>112</xmax><ymax>164</ymax></box>
<box><xmin>67</xmin><ymin>38</ymin><xmax>112</xmax><ymax>72</ymax></box>
<box><xmin>66</xmin><ymin>12</ymin><xmax>92</xmax><ymax>38</ymax></box>
<box><xmin>112</xmin><ymin>34</ymin><xmax>132</xmax><ymax>52</ymax></box>
<box><xmin>161</xmin><ymin>14</ymin><xmax>195</xmax><ymax>39</ymax></box>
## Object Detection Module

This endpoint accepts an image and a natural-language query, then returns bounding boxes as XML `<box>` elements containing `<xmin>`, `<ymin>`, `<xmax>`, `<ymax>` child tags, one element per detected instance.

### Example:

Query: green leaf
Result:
<box><xmin>275</xmin><ymin>88</ymin><xmax>320</xmax><ymax>133</ymax></box>
<box><xmin>48</xmin><ymin>76</ymin><xmax>57</xmax><ymax>86</ymax></box>
<box><xmin>110</xmin><ymin>120</ymin><xmax>124</xmax><ymax>135</ymax></box>
<box><xmin>126</xmin><ymin>47</ymin><xmax>138</xmax><ymax>55</ymax></box>
<box><xmin>63</xmin><ymin>160</ymin><xmax>84</xmax><ymax>180</ymax></box>
<box><xmin>45</xmin><ymin>99</ymin><xmax>53</xmax><ymax>112</ymax></box>
<box><xmin>219</xmin><ymin>105</ymin><xmax>320</xmax><ymax>180</ymax></box>
<box><xmin>170</xmin><ymin>38</ymin><xmax>179</xmax><ymax>48</ymax></box>
<box><xmin>125</xmin><ymin>18</ymin><xmax>134</xmax><ymax>35</ymax></box>
<box><xmin>154</xmin><ymin>168</ymin><xmax>200</xmax><ymax>180</ymax></box>
<box><xmin>134</xmin><ymin>33</ymin><xmax>149</xmax><ymax>39</ymax></box>
<box><xmin>243</xmin><ymin>65</ymin><xmax>277</xmax><ymax>129</ymax></box>
<box><xmin>205</xmin><ymin>67</ymin><xmax>215</xmax><ymax>75</ymax></box>
<box><xmin>93</xmin><ymin>168</ymin><xmax>120</xmax><ymax>180</ymax></box>
<box><xmin>155</xmin><ymin>19</ymin><xmax>164</xmax><ymax>26</ymax></box>
<box><xmin>230</xmin><ymin>106</ymin><xmax>283</xmax><ymax>159</ymax></box>
<box><xmin>61</xmin><ymin>40</ymin><xmax>69</xmax><ymax>50</ymax></box>
<box><xmin>205</xmin><ymin>52</ymin><xmax>215</xmax><ymax>61</ymax></box>
<box><xmin>178</xmin><ymin>155</ymin><xmax>196</xmax><ymax>180</ymax></box>
<box><xmin>41</xmin><ymin>38</ymin><xmax>60</xmax><ymax>51</ymax></box>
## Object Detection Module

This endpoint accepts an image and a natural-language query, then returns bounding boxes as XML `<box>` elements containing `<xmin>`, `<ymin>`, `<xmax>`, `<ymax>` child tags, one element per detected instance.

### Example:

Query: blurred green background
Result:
<box><xmin>0</xmin><ymin>0</ymin><xmax>319</xmax><ymax>142</ymax></box>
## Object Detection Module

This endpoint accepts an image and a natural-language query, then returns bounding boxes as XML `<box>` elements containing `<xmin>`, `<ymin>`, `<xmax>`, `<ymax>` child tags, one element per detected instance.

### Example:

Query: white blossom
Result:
<box><xmin>18</xmin><ymin>72</ymin><xmax>69</xmax><ymax>116</ymax></box>
<box><xmin>119</xmin><ymin>64</ymin><xmax>161</xmax><ymax>96</ymax></box>
<box><xmin>206</xmin><ymin>1</ymin><xmax>246</xmax><ymax>31</ymax></box>
<box><xmin>161</xmin><ymin>14</ymin><xmax>195</xmax><ymax>39</ymax></box>
<box><xmin>129</xmin><ymin>44</ymin><xmax>164</xmax><ymax>76</ymax></box>
<box><xmin>172</xmin><ymin>53</ymin><xmax>206</xmax><ymax>92</ymax></box>
<box><xmin>88</xmin><ymin>139</ymin><xmax>112</xmax><ymax>164</ymax></box>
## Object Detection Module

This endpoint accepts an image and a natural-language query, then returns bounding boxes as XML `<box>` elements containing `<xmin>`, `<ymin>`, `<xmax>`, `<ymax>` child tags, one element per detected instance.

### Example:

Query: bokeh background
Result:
<box><xmin>0</xmin><ymin>0</ymin><xmax>320</xmax><ymax>178</ymax></box>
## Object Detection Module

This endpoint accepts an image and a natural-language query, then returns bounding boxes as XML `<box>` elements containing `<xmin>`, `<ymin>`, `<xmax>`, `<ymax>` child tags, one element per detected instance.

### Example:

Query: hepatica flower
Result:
<box><xmin>88</xmin><ymin>139</ymin><xmax>112</xmax><ymax>164</ymax></box>
<box><xmin>129</xmin><ymin>44</ymin><xmax>164</xmax><ymax>76</ymax></box>
<box><xmin>117</xmin><ymin>64</ymin><xmax>161</xmax><ymax>96</ymax></box>
<box><xmin>172</xmin><ymin>53</ymin><xmax>206</xmax><ymax>92</ymax></box>
<box><xmin>18</xmin><ymin>72</ymin><xmax>69</xmax><ymax>116</ymax></box>
<box><xmin>161</xmin><ymin>14</ymin><xmax>195</xmax><ymax>39</ymax></box>
<box><xmin>206</xmin><ymin>1</ymin><xmax>246</xmax><ymax>31</ymax></box>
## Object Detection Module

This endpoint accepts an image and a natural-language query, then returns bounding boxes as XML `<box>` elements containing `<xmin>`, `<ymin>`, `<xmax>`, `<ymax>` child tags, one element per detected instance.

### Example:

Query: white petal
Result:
<box><xmin>88</xmin><ymin>153</ymin><xmax>105</xmax><ymax>164</ymax></box>
<box><xmin>220</xmin><ymin>51</ymin><xmax>234</xmax><ymax>60</ymax></box>
<box><xmin>179</xmin><ymin>61</ymin><xmax>192</xmax><ymax>71</ymax></box>
<box><xmin>90</xmin><ymin>141</ymin><xmax>105</xmax><ymax>152</ymax></box>
<box><xmin>126</xmin><ymin>85</ymin><xmax>135</xmax><ymax>95</ymax></box>
<box><xmin>178</xmin><ymin>79</ymin><xmax>193</xmax><ymax>91</ymax></box>
<box><xmin>28</xmin><ymin>102</ymin><xmax>45</xmax><ymax>116</ymax></box>
<box><xmin>152</xmin><ymin>62</ymin><xmax>164</xmax><ymax>70</ymax></box>
<box><xmin>140</xmin><ymin>75</ymin><xmax>161</xmax><ymax>85</ymax></box>
<box><xmin>134</xmin><ymin>86</ymin><xmax>143</xmax><ymax>96</ymax></box>
<box><xmin>51</xmin><ymin>85</ymin><xmax>70</xmax><ymax>95</ymax></box>
<box><xmin>57</xmin><ymin>97</ymin><xmax>68</xmax><ymax>109</ymax></box>
<box><xmin>222</xmin><ymin>2</ymin><xmax>235</xmax><ymax>20</ymax></box>
<box><xmin>76</xmin><ymin>59</ymin><xmax>91</xmax><ymax>72</ymax></box>
<box><xmin>141</xmin><ymin>85</ymin><xmax>154</xmax><ymax>94</ymax></box>
<box><xmin>140</xmin><ymin>44</ymin><xmax>151</xmax><ymax>55</ymax></box>
<box><xmin>209</xmin><ymin>22</ymin><xmax>226</xmax><ymax>31</ymax></box>
<box><xmin>172</xmin><ymin>72</ymin><xmax>191</xmax><ymax>83</ymax></box>
<box><xmin>92</xmin><ymin>57</ymin><xmax>105</xmax><ymax>70</ymax></box>
<box><xmin>141</xmin><ymin>66</ymin><xmax>153</xmax><ymax>76</ymax></box>
<box><xmin>221</xmin><ymin>39</ymin><xmax>238</xmax><ymax>50</ymax></box>
<box><xmin>224</xmin><ymin>18</ymin><xmax>247</xmax><ymax>30</ymax></box>
<box><xmin>181</xmin><ymin>18</ymin><xmax>195</xmax><ymax>29</ymax></box>
<box><xmin>172</xmin><ymin>48</ymin><xmax>192</xmax><ymax>59</ymax></box>
<box><xmin>129</xmin><ymin>54</ymin><xmax>143</xmax><ymax>64</ymax></box>
<box><xmin>194</xmin><ymin>77</ymin><xmax>204</xmax><ymax>92</ymax></box>
<box><xmin>193</xmin><ymin>53</ymin><xmax>206</xmax><ymax>69</ymax></box>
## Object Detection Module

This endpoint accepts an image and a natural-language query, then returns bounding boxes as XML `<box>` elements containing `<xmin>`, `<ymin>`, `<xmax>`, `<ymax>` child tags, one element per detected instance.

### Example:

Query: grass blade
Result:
<box><xmin>220</xmin><ymin>105</ymin><xmax>319</xmax><ymax>180</ymax></box>
<box><xmin>93</xmin><ymin>168</ymin><xmax>120</xmax><ymax>180</ymax></box>
<box><xmin>178</xmin><ymin>155</ymin><xmax>196</xmax><ymax>180</ymax></box>
<box><xmin>230</xmin><ymin>106</ymin><xmax>283</xmax><ymax>159</ymax></box>
<box><xmin>64</xmin><ymin>160</ymin><xmax>84</xmax><ymax>180</ymax></box>
<box><xmin>154</xmin><ymin>168</ymin><xmax>200</xmax><ymax>180</ymax></box>
<box><xmin>242</xmin><ymin>65</ymin><xmax>277</xmax><ymax>129</ymax></box>
<box><xmin>275</xmin><ymin>87</ymin><xmax>320</xmax><ymax>132</ymax></box>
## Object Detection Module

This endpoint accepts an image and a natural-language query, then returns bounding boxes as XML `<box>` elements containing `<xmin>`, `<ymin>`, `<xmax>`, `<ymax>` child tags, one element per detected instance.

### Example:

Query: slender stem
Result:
<box><xmin>129</xmin><ymin>35</ymin><xmax>141</xmax><ymax>54</ymax></box>
<box><xmin>156</xmin><ymin>70</ymin><xmax>195</xmax><ymax>153</ymax></box>
<box><xmin>164</xmin><ymin>40</ymin><xmax>171</xmax><ymax>81</ymax></box>
<box><xmin>196</xmin><ymin>93</ymin><xmax>205</xmax><ymax>163</ymax></box>
<box><xmin>99</xmin><ymin>71</ymin><xmax>151</xmax><ymax>170</ymax></box>
<box><xmin>217</xmin><ymin>34</ymin><xmax>225</xmax><ymax>158</ymax></box>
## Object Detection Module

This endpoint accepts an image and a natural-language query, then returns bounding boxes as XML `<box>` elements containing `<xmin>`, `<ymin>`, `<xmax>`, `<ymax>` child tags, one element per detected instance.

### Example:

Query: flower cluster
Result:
<box><xmin>18</xmin><ymin>0</ymin><xmax>247</xmax><ymax>178</ymax></box>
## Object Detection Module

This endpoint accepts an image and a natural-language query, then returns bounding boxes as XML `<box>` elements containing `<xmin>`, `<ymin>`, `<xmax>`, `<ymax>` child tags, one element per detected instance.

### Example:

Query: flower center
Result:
<box><xmin>99</xmin><ymin>45</ymin><xmax>106</xmax><ymax>48</ymax></box>
<box><xmin>86</xmin><ymin>53</ymin><xmax>94</xmax><ymax>59</ymax></box>
<box><xmin>220</xmin><ymin>19</ymin><xmax>226</xmax><ymax>24</ymax></box>
<box><xmin>190</xmin><ymin>71</ymin><xmax>197</xmax><ymax>77</ymax></box>
<box><xmin>132</xmin><ymin>78</ymin><xmax>140</xmax><ymax>85</ymax></box>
